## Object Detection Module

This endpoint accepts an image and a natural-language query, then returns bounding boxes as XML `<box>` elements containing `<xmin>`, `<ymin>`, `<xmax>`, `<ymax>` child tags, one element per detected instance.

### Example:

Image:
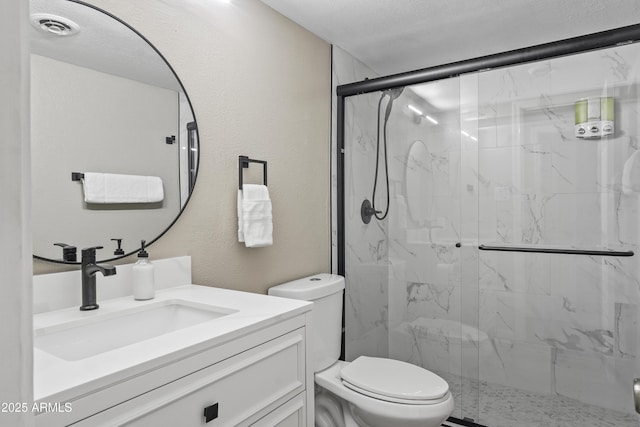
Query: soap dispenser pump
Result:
<box><xmin>132</xmin><ymin>240</ymin><xmax>155</xmax><ymax>300</ymax></box>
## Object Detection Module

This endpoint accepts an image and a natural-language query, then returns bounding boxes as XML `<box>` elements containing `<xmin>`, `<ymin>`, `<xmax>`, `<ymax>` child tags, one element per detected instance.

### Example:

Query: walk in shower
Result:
<box><xmin>336</xmin><ymin>25</ymin><xmax>640</xmax><ymax>427</ymax></box>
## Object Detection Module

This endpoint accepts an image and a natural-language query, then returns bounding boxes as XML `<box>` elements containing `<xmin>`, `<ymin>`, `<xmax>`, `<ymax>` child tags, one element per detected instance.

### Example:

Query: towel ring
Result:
<box><xmin>238</xmin><ymin>156</ymin><xmax>267</xmax><ymax>190</ymax></box>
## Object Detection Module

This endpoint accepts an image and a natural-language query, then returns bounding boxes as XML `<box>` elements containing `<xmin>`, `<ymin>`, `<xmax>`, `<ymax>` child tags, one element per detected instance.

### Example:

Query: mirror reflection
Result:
<box><xmin>30</xmin><ymin>0</ymin><xmax>198</xmax><ymax>263</ymax></box>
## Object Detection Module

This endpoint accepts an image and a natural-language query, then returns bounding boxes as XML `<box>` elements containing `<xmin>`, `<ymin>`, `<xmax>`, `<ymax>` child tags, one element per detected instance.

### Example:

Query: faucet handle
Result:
<box><xmin>82</xmin><ymin>245</ymin><xmax>104</xmax><ymax>253</ymax></box>
<box><xmin>54</xmin><ymin>242</ymin><xmax>77</xmax><ymax>262</ymax></box>
<box><xmin>81</xmin><ymin>246</ymin><xmax>104</xmax><ymax>262</ymax></box>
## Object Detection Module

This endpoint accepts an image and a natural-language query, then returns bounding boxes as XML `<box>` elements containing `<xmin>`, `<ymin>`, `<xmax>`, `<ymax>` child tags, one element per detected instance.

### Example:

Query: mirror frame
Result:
<box><xmin>32</xmin><ymin>0</ymin><xmax>200</xmax><ymax>265</ymax></box>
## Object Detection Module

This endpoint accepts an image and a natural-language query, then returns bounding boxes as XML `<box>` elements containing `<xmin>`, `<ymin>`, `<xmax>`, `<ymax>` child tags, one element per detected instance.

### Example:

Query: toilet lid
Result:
<box><xmin>340</xmin><ymin>356</ymin><xmax>449</xmax><ymax>401</ymax></box>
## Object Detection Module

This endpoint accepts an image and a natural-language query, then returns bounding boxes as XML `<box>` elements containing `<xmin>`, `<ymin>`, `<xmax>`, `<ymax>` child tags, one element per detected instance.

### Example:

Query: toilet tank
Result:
<box><xmin>268</xmin><ymin>274</ymin><xmax>344</xmax><ymax>372</ymax></box>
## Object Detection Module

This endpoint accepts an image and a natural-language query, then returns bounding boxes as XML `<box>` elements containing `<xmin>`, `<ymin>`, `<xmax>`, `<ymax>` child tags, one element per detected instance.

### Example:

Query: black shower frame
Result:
<box><xmin>336</xmin><ymin>22</ymin><xmax>640</xmax><ymax>276</ymax></box>
<box><xmin>335</xmin><ymin>23</ymin><xmax>640</xmax><ymax>427</ymax></box>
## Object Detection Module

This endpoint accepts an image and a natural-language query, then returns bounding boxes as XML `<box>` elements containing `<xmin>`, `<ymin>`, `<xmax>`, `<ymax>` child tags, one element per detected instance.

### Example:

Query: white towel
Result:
<box><xmin>237</xmin><ymin>184</ymin><xmax>273</xmax><ymax>247</ymax></box>
<box><xmin>83</xmin><ymin>172</ymin><xmax>164</xmax><ymax>204</ymax></box>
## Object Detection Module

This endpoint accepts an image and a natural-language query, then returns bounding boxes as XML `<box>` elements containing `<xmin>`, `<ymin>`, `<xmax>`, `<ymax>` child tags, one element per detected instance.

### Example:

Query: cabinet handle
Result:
<box><xmin>203</xmin><ymin>403</ymin><xmax>219</xmax><ymax>423</ymax></box>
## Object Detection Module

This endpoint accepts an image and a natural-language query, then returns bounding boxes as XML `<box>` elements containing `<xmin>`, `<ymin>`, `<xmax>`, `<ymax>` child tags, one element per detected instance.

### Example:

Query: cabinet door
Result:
<box><xmin>251</xmin><ymin>394</ymin><xmax>305</xmax><ymax>427</ymax></box>
<box><xmin>74</xmin><ymin>329</ymin><xmax>305</xmax><ymax>427</ymax></box>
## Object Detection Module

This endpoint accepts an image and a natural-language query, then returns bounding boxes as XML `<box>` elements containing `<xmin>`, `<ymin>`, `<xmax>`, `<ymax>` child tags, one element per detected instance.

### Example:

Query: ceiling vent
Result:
<box><xmin>30</xmin><ymin>13</ymin><xmax>80</xmax><ymax>36</ymax></box>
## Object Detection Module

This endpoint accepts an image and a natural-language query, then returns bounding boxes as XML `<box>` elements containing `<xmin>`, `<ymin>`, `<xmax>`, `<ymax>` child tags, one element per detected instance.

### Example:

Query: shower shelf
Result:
<box><xmin>478</xmin><ymin>244</ymin><xmax>634</xmax><ymax>257</ymax></box>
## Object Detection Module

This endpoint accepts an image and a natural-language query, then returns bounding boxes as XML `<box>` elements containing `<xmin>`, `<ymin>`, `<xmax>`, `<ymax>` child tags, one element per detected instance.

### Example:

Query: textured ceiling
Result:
<box><xmin>30</xmin><ymin>0</ymin><xmax>180</xmax><ymax>90</ymax></box>
<box><xmin>260</xmin><ymin>0</ymin><xmax>640</xmax><ymax>77</ymax></box>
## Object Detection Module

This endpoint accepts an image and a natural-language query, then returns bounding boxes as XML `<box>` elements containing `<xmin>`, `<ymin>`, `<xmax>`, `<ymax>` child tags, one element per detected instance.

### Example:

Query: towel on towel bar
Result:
<box><xmin>83</xmin><ymin>172</ymin><xmax>164</xmax><ymax>204</ymax></box>
<box><xmin>237</xmin><ymin>184</ymin><xmax>273</xmax><ymax>247</ymax></box>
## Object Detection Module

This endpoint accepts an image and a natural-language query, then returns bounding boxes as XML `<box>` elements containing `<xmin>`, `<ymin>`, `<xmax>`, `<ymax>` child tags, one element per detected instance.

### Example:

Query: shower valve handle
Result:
<box><xmin>360</xmin><ymin>199</ymin><xmax>381</xmax><ymax>224</ymax></box>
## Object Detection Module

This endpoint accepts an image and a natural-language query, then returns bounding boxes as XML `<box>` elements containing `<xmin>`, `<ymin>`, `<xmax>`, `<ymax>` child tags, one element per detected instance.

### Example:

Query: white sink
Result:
<box><xmin>34</xmin><ymin>299</ymin><xmax>237</xmax><ymax>361</ymax></box>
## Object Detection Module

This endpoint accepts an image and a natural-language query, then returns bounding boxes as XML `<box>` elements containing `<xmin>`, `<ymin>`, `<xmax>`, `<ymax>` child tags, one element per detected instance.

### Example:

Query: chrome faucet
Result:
<box><xmin>80</xmin><ymin>246</ymin><xmax>117</xmax><ymax>311</ymax></box>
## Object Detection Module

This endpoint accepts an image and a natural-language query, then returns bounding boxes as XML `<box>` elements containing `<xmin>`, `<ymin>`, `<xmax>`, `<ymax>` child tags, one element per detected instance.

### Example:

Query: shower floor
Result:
<box><xmin>437</xmin><ymin>371</ymin><xmax>639</xmax><ymax>427</ymax></box>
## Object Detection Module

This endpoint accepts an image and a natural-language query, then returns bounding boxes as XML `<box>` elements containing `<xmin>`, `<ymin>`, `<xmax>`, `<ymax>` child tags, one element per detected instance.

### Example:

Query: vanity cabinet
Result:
<box><xmin>73</xmin><ymin>328</ymin><xmax>306</xmax><ymax>426</ymax></box>
<box><xmin>36</xmin><ymin>311</ymin><xmax>312</xmax><ymax>427</ymax></box>
<box><xmin>250</xmin><ymin>394</ymin><xmax>305</xmax><ymax>427</ymax></box>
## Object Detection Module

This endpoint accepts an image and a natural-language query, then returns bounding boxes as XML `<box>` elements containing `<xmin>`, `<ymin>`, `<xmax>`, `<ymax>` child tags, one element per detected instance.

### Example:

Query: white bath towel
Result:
<box><xmin>237</xmin><ymin>184</ymin><xmax>273</xmax><ymax>247</ymax></box>
<box><xmin>83</xmin><ymin>172</ymin><xmax>164</xmax><ymax>204</ymax></box>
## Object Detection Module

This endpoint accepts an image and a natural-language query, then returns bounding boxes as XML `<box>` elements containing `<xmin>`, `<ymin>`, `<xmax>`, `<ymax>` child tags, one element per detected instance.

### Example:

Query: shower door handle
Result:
<box><xmin>634</xmin><ymin>378</ymin><xmax>640</xmax><ymax>414</ymax></box>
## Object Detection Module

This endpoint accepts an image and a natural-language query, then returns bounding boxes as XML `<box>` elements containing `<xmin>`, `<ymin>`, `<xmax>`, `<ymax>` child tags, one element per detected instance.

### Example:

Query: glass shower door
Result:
<box><xmin>342</xmin><ymin>76</ymin><xmax>482</xmax><ymax>423</ymax></box>
<box><xmin>475</xmin><ymin>42</ymin><xmax>640</xmax><ymax>427</ymax></box>
<box><xmin>340</xmin><ymin>33</ymin><xmax>640</xmax><ymax>427</ymax></box>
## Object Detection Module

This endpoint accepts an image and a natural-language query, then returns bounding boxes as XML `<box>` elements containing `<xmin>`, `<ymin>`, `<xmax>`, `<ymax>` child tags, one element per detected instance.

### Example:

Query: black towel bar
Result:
<box><xmin>238</xmin><ymin>156</ymin><xmax>267</xmax><ymax>190</ymax></box>
<box><xmin>71</xmin><ymin>172</ymin><xmax>84</xmax><ymax>181</ymax></box>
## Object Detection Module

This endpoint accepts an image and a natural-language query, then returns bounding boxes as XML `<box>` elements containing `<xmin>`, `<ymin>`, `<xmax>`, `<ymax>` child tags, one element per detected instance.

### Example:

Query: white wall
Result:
<box><xmin>33</xmin><ymin>0</ymin><xmax>332</xmax><ymax>295</ymax></box>
<box><xmin>0</xmin><ymin>0</ymin><xmax>33</xmax><ymax>425</ymax></box>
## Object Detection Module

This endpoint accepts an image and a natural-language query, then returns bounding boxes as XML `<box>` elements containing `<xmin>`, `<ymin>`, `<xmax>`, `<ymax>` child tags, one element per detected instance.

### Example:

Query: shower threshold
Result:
<box><xmin>438</xmin><ymin>371</ymin><xmax>638</xmax><ymax>427</ymax></box>
<box><xmin>443</xmin><ymin>417</ymin><xmax>487</xmax><ymax>427</ymax></box>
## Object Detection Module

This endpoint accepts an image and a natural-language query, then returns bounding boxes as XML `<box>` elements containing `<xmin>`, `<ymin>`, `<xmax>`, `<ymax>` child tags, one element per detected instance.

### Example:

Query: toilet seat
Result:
<box><xmin>316</xmin><ymin>360</ymin><xmax>455</xmax><ymax>427</ymax></box>
<box><xmin>340</xmin><ymin>356</ymin><xmax>449</xmax><ymax>404</ymax></box>
<box><xmin>341</xmin><ymin>380</ymin><xmax>451</xmax><ymax>405</ymax></box>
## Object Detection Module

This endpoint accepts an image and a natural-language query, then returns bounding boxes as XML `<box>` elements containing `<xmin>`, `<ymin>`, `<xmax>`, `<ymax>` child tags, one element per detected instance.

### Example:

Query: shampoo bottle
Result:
<box><xmin>132</xmin><ymin>240</ymin><xmax>155</xmax><ymax>300</ymax></box>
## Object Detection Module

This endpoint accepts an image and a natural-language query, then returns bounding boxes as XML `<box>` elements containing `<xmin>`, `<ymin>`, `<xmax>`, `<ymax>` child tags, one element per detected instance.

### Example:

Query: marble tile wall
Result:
<box><xmin>335</xmin><ymin>41</ymin><xmax>640</xmax><ymax>420</ymax></box>
<box><xmin>331</xmin><ymin>46</ymin><xmax>378</xmax><ymax>275</ymax></box>
<box><xmin>331</xmin><ymin>46</ymin><xmax>391</xmax><ymax>360</ymax></box>
<box><xmin>474</xmin><ymin>43</ymin><xmax>640</xmax><ymax>415</ymax></box>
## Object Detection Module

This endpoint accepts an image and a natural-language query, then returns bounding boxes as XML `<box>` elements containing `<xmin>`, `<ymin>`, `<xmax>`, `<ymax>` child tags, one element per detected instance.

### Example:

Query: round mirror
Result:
<box><xmin>405</xmin><ymin>140</ymin><xmax>434</xmax><ymax>224</ymax></box>
<box><xmin>30</xmin><ymin>0</ymin><xmax>199</xmax><ymax>264</ymax></box>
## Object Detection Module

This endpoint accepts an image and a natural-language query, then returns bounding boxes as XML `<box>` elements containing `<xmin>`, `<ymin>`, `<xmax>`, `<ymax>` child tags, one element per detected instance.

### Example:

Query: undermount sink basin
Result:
<box><xmin>34</xmin><ymin>299</ymin><xmax>237</xmax><ymax>361</ymax></box>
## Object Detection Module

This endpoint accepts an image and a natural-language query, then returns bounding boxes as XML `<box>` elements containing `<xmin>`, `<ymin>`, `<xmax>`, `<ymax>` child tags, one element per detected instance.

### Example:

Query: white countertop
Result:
<box><xmin>34</xmin><ymin>284</ymin><xmax>311</xmax><ymax>402</ymax></box>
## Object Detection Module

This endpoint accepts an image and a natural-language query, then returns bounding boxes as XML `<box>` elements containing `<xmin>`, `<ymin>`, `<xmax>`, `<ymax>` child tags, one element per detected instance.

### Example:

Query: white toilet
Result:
<box><xmin>268</xmin><ymin>274</ymin><xmax>454</xmax><ymax>427</ymax></box>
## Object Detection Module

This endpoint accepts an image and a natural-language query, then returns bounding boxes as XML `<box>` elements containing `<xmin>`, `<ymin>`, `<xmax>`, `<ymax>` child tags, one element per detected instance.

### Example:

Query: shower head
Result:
<box><xmin>384</xmin><ymin>87</ymin><xmax>404</xmax><ymax>100</ymax></box>
<box><xmin>383</xmin><ymin>87</ymin><xmax>404</xmax><ymax>120</ymax></box>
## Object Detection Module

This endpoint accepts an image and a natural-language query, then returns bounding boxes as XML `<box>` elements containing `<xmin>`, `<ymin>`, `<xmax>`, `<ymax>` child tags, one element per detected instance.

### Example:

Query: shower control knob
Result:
<box><xmin>361</xmin><ymin>199</ymin><xmax>381</xmax><ymax>224</ymax></box>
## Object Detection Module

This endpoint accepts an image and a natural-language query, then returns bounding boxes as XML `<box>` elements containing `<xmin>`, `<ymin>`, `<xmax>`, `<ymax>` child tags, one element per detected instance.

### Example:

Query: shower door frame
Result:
<box><xmin>336</xmin><ymin>22</ymin><xmax>640</xmax><ymax>276</ymax></box>
<box><xmin>335</xmin><ymin>22</ymin><xmax>640</xmax><ymax>426</ymax></box>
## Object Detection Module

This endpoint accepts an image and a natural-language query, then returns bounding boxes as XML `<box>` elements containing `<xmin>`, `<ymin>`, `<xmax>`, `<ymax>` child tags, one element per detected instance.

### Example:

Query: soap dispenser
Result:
<box><xmin>132</xmin><ymin>240</ymin><xmax>155</xmax><ymax>300</ymax></box>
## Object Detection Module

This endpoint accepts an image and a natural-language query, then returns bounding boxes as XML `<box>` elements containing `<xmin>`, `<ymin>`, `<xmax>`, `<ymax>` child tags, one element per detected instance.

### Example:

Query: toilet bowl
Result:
<box><xmin>316</xmin><ymin>360</ymin><xmax>453</xmax><ymax>427</ymax></box>
<box><xmin>268</xmin><ymin>274</ymin><xmax>454</xmax><ymax>427</ymax></box>
<box><xmin>315</xmin><ymin>388</ymin><xmax>346</xmax><ymax>427</ymax></box>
